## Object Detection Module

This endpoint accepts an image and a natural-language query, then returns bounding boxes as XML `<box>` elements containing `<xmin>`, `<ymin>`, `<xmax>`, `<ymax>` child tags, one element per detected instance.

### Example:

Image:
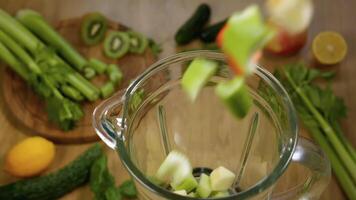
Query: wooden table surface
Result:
<box><xmin>0</xmin><ymin>0</ymin><xmax>354</xmax><ymax>199</ymax></box>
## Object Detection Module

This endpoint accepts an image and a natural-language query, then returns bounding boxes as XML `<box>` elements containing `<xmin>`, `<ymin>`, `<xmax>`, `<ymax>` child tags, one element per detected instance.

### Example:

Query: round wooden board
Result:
<box><xmin>1</xmin><ymin>16</ymin><xmax>156</xmax><ymax>144</ymax></box>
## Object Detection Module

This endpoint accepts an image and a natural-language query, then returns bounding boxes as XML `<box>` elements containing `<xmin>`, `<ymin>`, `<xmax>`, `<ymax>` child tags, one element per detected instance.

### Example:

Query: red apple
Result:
<box><xmin>264</xmin><ymin>26</ymin><xmax>308</xmax><ymax>56</ymax></box>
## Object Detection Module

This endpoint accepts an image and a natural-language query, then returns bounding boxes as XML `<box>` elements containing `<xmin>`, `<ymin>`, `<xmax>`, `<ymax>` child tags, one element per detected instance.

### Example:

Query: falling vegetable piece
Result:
<box><xmin>215</xmin><ymin>77</ymin><xmax>252</xmax><ymax>118</ymax></box>
<box><xmin>312</xmin><ymin>31</ymin><xmax>347</xmax><ymax>65</ymax></box>
<box><xmin>80</xmin><ymin>12</ymin><xmax>108</xmax><ymax>46</ymax></box>
<box><xmin>181</xmin><ymin>58</ymin><xmax>218</xmax><ymax>101</ymax></box>
<box><xmin>217</xmin><ymin>5</ymin><xmax>274</xmax><ymax>76</ymax></box>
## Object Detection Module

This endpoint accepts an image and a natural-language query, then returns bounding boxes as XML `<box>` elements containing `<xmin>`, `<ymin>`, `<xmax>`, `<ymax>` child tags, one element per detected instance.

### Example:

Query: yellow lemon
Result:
<box><xmin>5</xmin><ymin>136</ymin><xmax>55</xmax><ymax>178</ymax></box>
<box><xmin>312</xmin><ymin>31</ymin><xmax>348</xmax><ymax>65</ymax></box>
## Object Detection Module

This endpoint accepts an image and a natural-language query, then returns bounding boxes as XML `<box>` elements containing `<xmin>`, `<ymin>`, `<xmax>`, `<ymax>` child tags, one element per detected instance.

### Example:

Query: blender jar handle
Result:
<box><xmin>272</xmin><ymin>137</ymin><xmax>331</xmax><ymax>200</ymax></box>
<box><xmin>93</xmin><ymin>91</ymin><xmax>125</xmax><ymax>149</ymax></box>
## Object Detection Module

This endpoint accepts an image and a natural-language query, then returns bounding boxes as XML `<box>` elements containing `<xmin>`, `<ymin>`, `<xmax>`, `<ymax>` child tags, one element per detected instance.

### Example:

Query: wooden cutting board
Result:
<box><xmin>1</xmin><ymin>16</ymin><xmax>156</xmax><ymax>144</ymax></box>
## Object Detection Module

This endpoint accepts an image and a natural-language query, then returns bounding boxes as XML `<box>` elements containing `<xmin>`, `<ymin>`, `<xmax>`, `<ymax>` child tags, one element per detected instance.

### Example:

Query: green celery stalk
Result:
<box><xmin>0</xmin><ymin>41</ymin><xmax>29</xmax><ymax>80</ymax></box>
<box><xmin>304</xmin><ymin>124</ymin><xmax>356</xmax><ymax>199</ymax></box>
<box><xmin>285</xmin><ymin>71</ymin><xmax>356</xmax><ymax>182</ymax></box>
<box><xmin>16</xmin><ymin>9</ymin><xmax>87</xmax><ymax>71</ymax></box>
<box><xmin>0</xmin><ymin>30</ymin><xmax>41</xmax><ymax>74</ymax></box>
<box><xmin>0</xmin><ymin>9</ymin><xmax>99</xmax><ymax>101</ymax></box>
<box><xmin>0</xmin><ymin>9</ymin><xmax>43</xmax><ymax>54</ymax></box>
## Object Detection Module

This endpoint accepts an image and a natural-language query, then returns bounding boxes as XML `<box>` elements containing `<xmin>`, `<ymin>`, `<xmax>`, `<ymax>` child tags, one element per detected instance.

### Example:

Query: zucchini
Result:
<box><xmin>175</xmin><ymin>4</ymin><xmax>211</xmax><ymax>45</ymax></box>
<box><xmin>200</xmin><ymin>19</ymin><xmax>227</xmax><ymax>43</ymax></box>
<box><xmin>0</xmin><ymin>144</ymin><xmax>102</xmax><ymax>200</ymax></box>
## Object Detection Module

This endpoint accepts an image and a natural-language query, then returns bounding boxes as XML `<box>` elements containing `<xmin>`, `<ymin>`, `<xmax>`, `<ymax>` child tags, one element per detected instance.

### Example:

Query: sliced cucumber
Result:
<box><xmin>103</xmin><ymin>31</ymin><xmax>130</xmax><ymax>59</ymax></box>
<box><xmin>196</xmin><ymin>173</ymin><xmax>212</xmax><ymax>198</ymax></box>
<box><xmin>171</xmin><ymin>174</ymin><xmax>198</xmax><ymax>193</ymax></box>
<box><xmin>215</xmin><ymin>77</ymin><xmax>252</xmax><ymax>118</ymax></box>
<box><xmin>210</xmin><ymin>166</ymin><xmax>236</xmax><ymax>191</ymax></box>
<box><xmin>181</xmin><ymin>58</ymin><xmax>218</xmax><ymax>101</ymax></box>
<box><xmin>174</xmin><ymin>190</ymin><xmax>187</xmax><ymax>196</ymax></box>
<box><xmin>155</xmin><ymin>151</ymin><xmax>192</xmax><ymax>186</ymax></box>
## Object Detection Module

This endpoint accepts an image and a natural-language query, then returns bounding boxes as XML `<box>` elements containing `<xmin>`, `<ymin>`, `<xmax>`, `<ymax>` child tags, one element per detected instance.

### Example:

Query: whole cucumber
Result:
<box><xmin>0</xmin><ymin>144</ymin><xmax>102</xmax><ymax>200</ymax></box>
<box><xmin>175</xmin><ymin>4</ymin><xmax>211</xmax><ymax>45</ymax></box>
<box><xmin>200</xmin><ymin>19</ymin><xmax>227</xmax><ymax>43</ymax></box>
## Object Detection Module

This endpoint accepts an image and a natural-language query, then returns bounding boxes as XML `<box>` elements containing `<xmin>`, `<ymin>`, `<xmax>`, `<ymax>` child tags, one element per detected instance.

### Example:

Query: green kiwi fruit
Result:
<box><xmin>81</xmin><ymin>12</ymin><xmax>108</xmax><ymax>45</ymax></box>
<box><xmin>127</xmin><ymin>31</ymin><xmax>148</xmax><ymax>54</ymax></box>
<box><xmin>103</xmin><ymin>31</ymin><xmax>130</xmax><ymax>59</ymax></box>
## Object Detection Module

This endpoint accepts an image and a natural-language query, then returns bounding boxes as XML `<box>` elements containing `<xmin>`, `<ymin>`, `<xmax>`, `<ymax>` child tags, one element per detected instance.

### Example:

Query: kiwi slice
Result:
<box><xmin>127</xmin><ymin>31</ymin><xmax>148</xmax><ymax>54</ymax></box>
<box><xmin>81</xmin><ymin>12</ymin><xmax>108</xmax><ymax>45</ymax></box>
<box><xmin>103</xmin><ymin>31</ymin><xmax>130</xmax><ymax>59</ymax></box>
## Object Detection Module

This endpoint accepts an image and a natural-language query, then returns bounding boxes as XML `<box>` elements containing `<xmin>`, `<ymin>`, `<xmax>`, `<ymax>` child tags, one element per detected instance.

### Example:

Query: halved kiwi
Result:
<box><xmin>81</xmin><ymin>12</ymin><xmax>108</xmax><ymax>45</ymax></box>
<box><xmin>103</xmin><ymin>31</ymin><xmax>130</xmax><ymax>59</ymax></box>
<box><xmin>127</xmin><ymin>31</ymin><xmax>148</xmax><ymax>54</ymax></box>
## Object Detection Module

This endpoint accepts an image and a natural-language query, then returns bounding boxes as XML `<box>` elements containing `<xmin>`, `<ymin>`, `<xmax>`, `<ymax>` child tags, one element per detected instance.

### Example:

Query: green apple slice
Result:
<box><xmin>215</xmin><ymin>77</ymin><xmax>252</xmax><ymax>118</ymax></box>
<box><xmin>211</xmin><ymin>191</ymin><xmax>230</xmax><ymax>198</ymax></box>
<box><xmin>196</xmin><ymin>173</ymin><xmax>212</xmax><ymax>198</ymax></box>
<box><xmin>181</xmin><ymin>58</ymin><xmax>218</xmax><ymax>101</ymax></box>
<box><xmin>155</xmin><ymin>151</ymin><xmax>192</xmax><ymax>186</ymax></box>
<box><xmin>171</xmin><ymin>174</ymin><xmax>198</xmax><ymax>193</ymax></box>
<box><xmin>174</xmin><ymin>190</ymin><xmax>187</xmax><ymax>196</ymax></box>
<box><xmin>210</xmin><ymin>166</ymin><xmax>236</xmax><ymax>191</ymax></box>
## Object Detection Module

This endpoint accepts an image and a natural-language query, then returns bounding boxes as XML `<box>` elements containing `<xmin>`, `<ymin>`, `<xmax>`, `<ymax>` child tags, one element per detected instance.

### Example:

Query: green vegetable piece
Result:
<box><xmin>174</xmin><ymin>190</ymin><xmax>187</xmax><ymax>196</ymax></box>
<box><xmin>46</xmin><ymin>96</ymin><xmax>84</xmax><ymax>131</ymax></box>
<box><xmin>220</xmin><ymin>5</ymin><xmax>274</xmax><ymax>75</ymax></box>
<box><xmin>0</xmin><ymin>144</ymin><xmax>102</xmax><ymax>200</ymax></box>
<box><xmin>118</xmin><ymin>179</ymin><xmax>137</xmax><ymax>198</ymax></box>
<box><xmin>106</xmin><ymin>64</ymin><xmax>123</xmax><ymax>85</ymax></box>
<box><xmin>175</xmin><ymin>4</ymin><xmax>211</xmax><ymax>45</ymax></box>
<box><xmin>105</xmin><ymin>186</ymin><xmax>122</xmax><ymax>200</ymax></box>
<box><xmin>81</xmin><ymin>12</ymin><xmax>108</xmax><ymax>46</ymax></box>
<box><xmin>200</xmin><ymin>19</ymin><xmax>227</xmax><ymax>43</ymax></box>
<box><xmin>0</xmin><ymin>40</ymin><xmax>29</xmax><ymax>80</ymax></box>
<box><xmin>61</xmin><ymin>85</ymin><xmax>85</xmax><ymax>101</ymax></box>
<box><xmin>17</xmin><ymin>9</ymin><xmax>87</xmax><ymax>71</ymax></box>
<box><xmin>196</xmin><ymin>173</ymin><xmax>212</xmax><ymax>198</ymax></box>
<box><xmin>155</xmin><ymin>150</ymin><xmax>192</xmax><ymax>187</ymax></box>
<box><xmin>100</xmin><ymin>82</ymin><xmax>115</xmax><ymax>99</ymax></box>
<box><xmin>104</xmin><ymin>31</ymin><xmax>130</xmax><ymax>59</ymax></box>
<box><xmin>88</xmin><ymin>58</ymin><xmax>107</xmax><ymax>74</ymax></box>
<box><xmin>181</xmin><ymin>58</ymin><xmax>218</xmax><ymax>101</ymax></box>
<box><xmin>171</xmin><ymin>174</ymin><xmax>198</xmax><ymax>193</ymax></box>
<box><xmin>215</xmin><ymin>77</ymin><xmax>252</xmax><ymax>118</ymax></box>
<box><xmin>127</xmin><ymin>31</ymin><xmax>148</xmax><ymax>54</ymax></box>
<box><xmin>84</xmin><ymin>67</ymin><xmax>96</xmax><ymax>79</ymax></box>
<box><xmin>90</xmin><ymin>154</ymin><xmax>116</xmax><ymax>200</ymax></box>
<box><xmin>211</xmin><ymin>191</ymin><xmax>229</xmax><ymax>197</ymax></box>
<box><xmin>188</xmin><ymin>192</ymin><xmax>198</xmax><ymax>197</ymax></box>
